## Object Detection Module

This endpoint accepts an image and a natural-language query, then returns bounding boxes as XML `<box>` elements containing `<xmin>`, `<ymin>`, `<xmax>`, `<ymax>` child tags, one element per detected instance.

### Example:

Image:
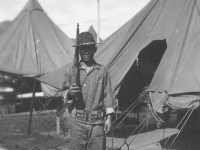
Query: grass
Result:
<box><xmin>0</xmin><ymin>112</ymin><xmax>56</xmax><ymax>133</ymax></box>
<box><xmin>0</xmin><ymin>110</ymin><xmax>68</xmax><ymax>150</ymax></box>
<box><xmin>0</xmin><ymin>107</ymin><xmax>200</xmax><ymax>150</ymax></box>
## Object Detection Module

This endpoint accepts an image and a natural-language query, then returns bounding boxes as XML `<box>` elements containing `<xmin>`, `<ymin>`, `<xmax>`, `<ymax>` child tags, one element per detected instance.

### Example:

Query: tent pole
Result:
<box><xmin>28</xmin><ymin>79</ymin><xmax>36</xmax><ymax>134</ymax></box>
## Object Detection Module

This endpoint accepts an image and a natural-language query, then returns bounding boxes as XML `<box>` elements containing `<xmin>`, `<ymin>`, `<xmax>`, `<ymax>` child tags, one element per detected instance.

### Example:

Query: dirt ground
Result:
<box><xmin>0</xmin><ymin>107</ymin><xmax>200</xmax><ymax>150</ymax></box>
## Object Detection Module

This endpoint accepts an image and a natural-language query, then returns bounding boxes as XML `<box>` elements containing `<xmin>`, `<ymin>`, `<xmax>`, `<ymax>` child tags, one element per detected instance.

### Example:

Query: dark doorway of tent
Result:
<box><xmin>116</xmin><ymin>39</ymin><xmax>167</xmax><ymax>129</ymax></box>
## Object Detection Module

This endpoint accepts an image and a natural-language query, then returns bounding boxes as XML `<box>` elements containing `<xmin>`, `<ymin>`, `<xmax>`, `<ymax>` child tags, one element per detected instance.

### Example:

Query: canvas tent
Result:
<box><xmin>38</xmin><ymin>0</ymin><xmax>200</xmax><ymax>114</ymax></box>
<box><xmin>0</xmin><ymin>21</ymin><xmax>12</xmax><ymax>34</ymax></box>
<box><xmin>0</xmin><ymin>0</ymin><xmax>74</xmax><ymax>76</ymax></box>
<box><xmin>88</xmin><ymin>25</ymin><xmax>103</xmax><ymax>43</ymax></box>
<box><xmin>0</xmin><ymin>0</ymin><xmax>76</xmax><ymax>115</ymax></box>
<box><xmin>94</xmin><ymin>0</ymin><xmax>200</xmax><ymax>113</ymax></box>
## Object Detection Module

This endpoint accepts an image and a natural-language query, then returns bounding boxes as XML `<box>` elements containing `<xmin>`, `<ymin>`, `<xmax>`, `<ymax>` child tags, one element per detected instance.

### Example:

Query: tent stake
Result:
<box><xmin>56</xmin><ymin>98</ymin><xmax>62</xmax><ymax>134</ymax></box>
<box><xmin>28</xmin><ymin>79</ymin><xmax>36</xmax><ymax>134</ymax></box>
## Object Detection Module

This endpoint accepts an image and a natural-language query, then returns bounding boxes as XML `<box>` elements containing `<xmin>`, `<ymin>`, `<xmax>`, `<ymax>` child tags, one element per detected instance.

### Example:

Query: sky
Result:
<box><xmin>0</xmin><ymin>0</ymin><xmax>150</xmax><ymax>40</ymax></box>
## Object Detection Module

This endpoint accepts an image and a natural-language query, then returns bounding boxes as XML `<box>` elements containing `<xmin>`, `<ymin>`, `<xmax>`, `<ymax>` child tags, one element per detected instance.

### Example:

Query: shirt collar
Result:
<box><xmin>79</xmin><ymin>60</ymin><xmax>100</xmax><ymax>70</ymax></box>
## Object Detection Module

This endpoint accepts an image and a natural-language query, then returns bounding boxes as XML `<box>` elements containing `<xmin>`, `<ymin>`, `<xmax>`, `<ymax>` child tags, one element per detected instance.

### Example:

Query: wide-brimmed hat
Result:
<box><xmin>72</xmin><ymin>32</ymin><xmax>99</xmax><ymax>47</ymax></box>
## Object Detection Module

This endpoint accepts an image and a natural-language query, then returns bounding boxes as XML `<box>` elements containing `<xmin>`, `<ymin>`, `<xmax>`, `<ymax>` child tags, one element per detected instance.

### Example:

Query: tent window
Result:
<box><xmin>117</xmin><ymin>39</ymin><xmax>167</xmax><ymax>111</ymax></box>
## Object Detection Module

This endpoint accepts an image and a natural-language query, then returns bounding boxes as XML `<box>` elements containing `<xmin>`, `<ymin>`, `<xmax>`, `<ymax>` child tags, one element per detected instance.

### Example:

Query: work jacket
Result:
<box><xmin>62</xmin><ymin>61</ymin><xmax>114</xmax><ymax>124</ymax></box>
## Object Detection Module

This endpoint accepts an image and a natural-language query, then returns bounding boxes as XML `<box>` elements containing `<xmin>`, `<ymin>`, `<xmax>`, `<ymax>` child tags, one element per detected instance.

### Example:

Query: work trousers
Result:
<box><xmin>68</xmin><ymin>116</ymin><xmax>106</xmax><ymax>150</ymax></box>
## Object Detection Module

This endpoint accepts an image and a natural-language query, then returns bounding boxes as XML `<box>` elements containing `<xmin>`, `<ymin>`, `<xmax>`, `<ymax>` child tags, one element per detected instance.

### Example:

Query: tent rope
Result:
<box><xmin>113</xmin><ymin>96</ymin><xmax>143</xmax><ymax>130</ymax></box>
<box><xmin>147</xmin><ymin>92</ymin><xmax>169</xmax><ymax>123</ymax></box>
<box><xmin>164</xmin><ymin>95</ymin><xmax>200</xmax><ymax>149</ymax></box>
<box><xmin>18</xmin><ymin>76</ymin><xmax>49</xmax><ymax>110</ymax></box>
<box><xmin>115</xmin><ymin>91</ymin><xmax>168</xmax><ymax>149</ymax></box>
<box><xmin>167</xmin><ymin>106</ymin><xmax>195</xmax><ymax>150</ymax></box>
<box><xmin>119</xmin><ymin>103</ymin><xmax>161</xmax><ymax>149</ymax></box>
<box><xmin>112</xmin><ymin>89</ymin><xmax>148</xmax><ymax>126</ymax></box>
<box><xmin>163</xmin><ymin>108</ymin><xmax>190</xmax><ymax>149</ymax></box>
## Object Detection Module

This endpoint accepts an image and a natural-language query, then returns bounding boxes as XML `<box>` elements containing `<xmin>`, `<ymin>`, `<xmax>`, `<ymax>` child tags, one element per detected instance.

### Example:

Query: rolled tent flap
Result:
<box><xmin>149</xmin><ymin>92</ymin><xmax>200</xmax><ymax>112</ymax></box>
<box><xmin>149</xmin><ymin>91</ymin><xmax>200</xmax><ymax>123</ymax></box>
<box><xmin>167</xmin><ymin>94</ymin><xmax>200</xmax><ymax>110</ymax></box>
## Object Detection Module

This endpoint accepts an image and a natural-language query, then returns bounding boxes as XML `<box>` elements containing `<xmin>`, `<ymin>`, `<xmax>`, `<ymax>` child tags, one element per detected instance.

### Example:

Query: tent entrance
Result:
<box><xmin>117</xmin><ymin>39</ymin><xmax>167</xmax><ymax>112</ymax></box>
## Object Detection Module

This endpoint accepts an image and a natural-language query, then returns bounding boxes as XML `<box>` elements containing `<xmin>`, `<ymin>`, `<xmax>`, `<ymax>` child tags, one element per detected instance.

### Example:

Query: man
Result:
<box><xmin>62</xmin><ymin>32</ymin><xmax>114</xmax><ymax>150</ymax></box>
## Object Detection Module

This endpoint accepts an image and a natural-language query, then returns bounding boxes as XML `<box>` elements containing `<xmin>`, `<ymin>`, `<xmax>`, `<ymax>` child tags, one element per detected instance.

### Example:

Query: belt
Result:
<box><xmin>71</xmin><ymin>108</ymin><xmax>105</xmax><ymax>122</ymax></box>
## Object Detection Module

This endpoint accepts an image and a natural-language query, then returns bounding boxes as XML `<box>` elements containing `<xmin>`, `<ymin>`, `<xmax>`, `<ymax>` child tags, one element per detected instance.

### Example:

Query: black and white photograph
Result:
<box><xmin>0</xmin><ymin>0</ymin><xmax>200</xmax><ymax>150</ymax></box>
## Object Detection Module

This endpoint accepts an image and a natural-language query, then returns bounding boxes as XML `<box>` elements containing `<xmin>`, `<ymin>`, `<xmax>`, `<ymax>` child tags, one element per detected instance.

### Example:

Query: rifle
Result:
<box><xmin>71</xmin><ymin>23</ymin><xmax>80</xmax><ymax>92</ymax></box>
<box><xmin>62</xmin><ymin>24</ymin><xmax>80</xmax><ymax>113</ymax></box>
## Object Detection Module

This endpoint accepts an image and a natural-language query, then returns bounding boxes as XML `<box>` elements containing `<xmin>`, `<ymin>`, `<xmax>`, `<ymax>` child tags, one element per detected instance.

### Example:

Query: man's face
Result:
<box><xmin>79</xmin><ymin>45</ymin><xmax>96</xmax><ymax>62</ymax></box>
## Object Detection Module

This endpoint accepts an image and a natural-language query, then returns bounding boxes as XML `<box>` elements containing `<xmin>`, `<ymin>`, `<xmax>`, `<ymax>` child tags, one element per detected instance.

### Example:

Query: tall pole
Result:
<box><xmin>97</xmin><ymin>0</ymin><xmax>100</xmax><ymax>43</ymax></box>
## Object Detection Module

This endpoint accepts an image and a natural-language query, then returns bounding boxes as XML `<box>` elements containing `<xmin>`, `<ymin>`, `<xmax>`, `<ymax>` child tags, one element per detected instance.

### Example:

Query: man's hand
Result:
<box><xmin>104</xmin><ymin>114</ymin><xmax>112</xmax><ymax>133</ymax></box>
<box><xmin>67</xmin><ymin>84</ymin><xmax>81</xmax><ymax>98</ymax></box>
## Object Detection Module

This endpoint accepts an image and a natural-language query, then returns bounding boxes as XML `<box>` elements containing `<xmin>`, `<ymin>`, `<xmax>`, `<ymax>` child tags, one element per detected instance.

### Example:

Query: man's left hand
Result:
<box><xmin>104</xmin><ymin>114</ymin><xmax>112</xmax><ymax>133</ymax></box>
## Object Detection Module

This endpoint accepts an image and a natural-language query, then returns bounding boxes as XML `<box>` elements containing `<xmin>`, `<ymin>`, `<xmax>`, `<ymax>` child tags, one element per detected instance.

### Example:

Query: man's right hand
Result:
<box><xmin>67</xmin><ymin>84</ymin><xmax>81</xmax><ymax>98</ymax></box>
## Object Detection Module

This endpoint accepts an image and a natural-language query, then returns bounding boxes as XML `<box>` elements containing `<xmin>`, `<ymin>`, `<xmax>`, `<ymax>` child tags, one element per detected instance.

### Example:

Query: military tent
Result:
<box><xmin>0</xmin><ymin>0</ymin><xmax>74</xmax><ymax>76</ymax></box>
<box><xmin>37</xmin><ymin>0</ymin><xmax>200</xmax><ymax>115</ymax></box>
<box><xmin>0</xmin><ymin>0</ymin><xmax>75</xmax><ymax>114</ymax></box>
<box><xmin>0</xmin><ymin>21</ymin><xmax>12</xmax><ymax>34</ymax></box>
<box><xmin>94</xmin><ymin>0</ymin><xmax>200</xmax><ymax>113</ymax></box>
<box><xmin>88</xmin><ymin>25</ymin><xmax>103</xmax><ymax>43</ymax></box>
